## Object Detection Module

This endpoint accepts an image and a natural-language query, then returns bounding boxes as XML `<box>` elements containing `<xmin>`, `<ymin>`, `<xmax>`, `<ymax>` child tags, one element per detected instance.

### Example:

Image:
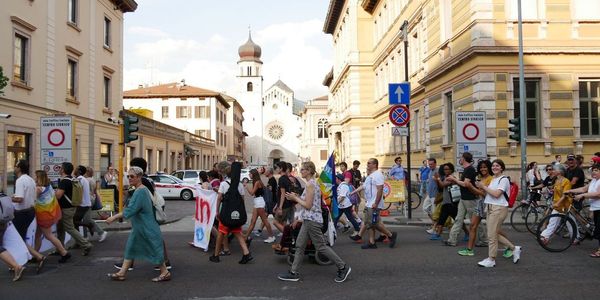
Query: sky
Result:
<box><xmin>123</xmin><ymin>0</ymin><xmax>333</xmax><ymax>100</ymax></box>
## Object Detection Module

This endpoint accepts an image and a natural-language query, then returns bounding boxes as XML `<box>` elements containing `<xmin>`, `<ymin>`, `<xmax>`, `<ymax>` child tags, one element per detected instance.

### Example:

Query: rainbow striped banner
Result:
<box><xmin>317</xmin><ymin>152</ymin><xmax>338</xmax><ymax>219</ymax></box>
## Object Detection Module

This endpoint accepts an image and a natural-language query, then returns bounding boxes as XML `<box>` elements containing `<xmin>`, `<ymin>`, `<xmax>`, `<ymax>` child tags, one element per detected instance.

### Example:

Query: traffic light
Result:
<box><xmin>508</xmin><ymin>117</ymin><xmax>520</xmax><ymax>142</ymax></box>
<box><xmin>121</xmin><ymin>112</ymin><xmax>139</xmax><ymax>143</ymax></box>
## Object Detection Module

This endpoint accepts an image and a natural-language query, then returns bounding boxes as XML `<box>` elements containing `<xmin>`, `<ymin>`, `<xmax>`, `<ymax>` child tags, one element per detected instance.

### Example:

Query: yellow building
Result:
<box><xmin>0</xmin><ymin>0</ymin><xmax>137</xmax><ymax>192</ymax></box>
<box><xmin>324</xmin><ymin>0</ymin><xmax>600</xmax><ymax>176</ymax></box>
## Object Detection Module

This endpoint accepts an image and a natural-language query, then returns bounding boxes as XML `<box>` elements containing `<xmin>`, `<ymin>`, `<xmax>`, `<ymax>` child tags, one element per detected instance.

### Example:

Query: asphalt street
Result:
<box><xmin>2</xmin><ymin>205</ymin><xmax>600</xmax><ymax>300</ymax></box>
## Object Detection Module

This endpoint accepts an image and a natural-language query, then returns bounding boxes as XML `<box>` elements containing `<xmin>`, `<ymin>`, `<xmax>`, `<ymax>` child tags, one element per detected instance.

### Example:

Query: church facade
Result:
<box><xmin>235</xmin><ymin>33</ymin><xmax>304</xmax><ymax>167</ymax></box>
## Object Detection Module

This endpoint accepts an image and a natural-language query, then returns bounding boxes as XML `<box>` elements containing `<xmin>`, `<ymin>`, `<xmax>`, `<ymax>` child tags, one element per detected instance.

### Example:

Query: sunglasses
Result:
<box><xmin>127</xmin><ymin>175</ymin><xmax>137</xmax><ymax>179</ymax></box>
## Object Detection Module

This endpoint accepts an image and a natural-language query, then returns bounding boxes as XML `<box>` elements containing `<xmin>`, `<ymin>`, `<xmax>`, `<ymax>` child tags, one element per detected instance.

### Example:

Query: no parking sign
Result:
<box><xmin>455</xmin><ymin>112</ymin><xmax>487</xmax><ymax>166</ymax></box>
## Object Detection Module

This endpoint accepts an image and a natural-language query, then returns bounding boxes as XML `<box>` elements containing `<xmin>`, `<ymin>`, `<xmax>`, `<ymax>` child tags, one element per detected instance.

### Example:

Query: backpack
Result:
<box><xmin>219</xmin><ymin>162</ymin><xmax>247</xmax><ymax>228</ymax></box>
<box><xmin>263</xmin><ymin>183</ymin><xmax>276</xmax><ymax>215</ymax></box>
<box><xmin>65</xmin><ymin>177</ymin><xmax>83</xmax><ymax>207</ymax></box>
<box><xmin>152</xmin><ymin>191</ymin><xmax>167</xmax><ymax>224</ymax></box>
<box><xmin>501</xmin><ymin>176</ymin><xmax>519</xmax><ymax>208</ymax></box>
<box><xmin>0</xmin><ymin>193</ymin><xmax>15</xmax><ymax>224</ymax></box>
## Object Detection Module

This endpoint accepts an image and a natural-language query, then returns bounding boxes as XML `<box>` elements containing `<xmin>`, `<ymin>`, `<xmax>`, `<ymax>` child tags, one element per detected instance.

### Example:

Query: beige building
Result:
<box><xmin>299</xmin><ymin>95</ymin><xmax>330</xmax><ymax>168</ymax></box>
<box><xmin>123</xmin><ymin>82</ymin><xmax>234</xmax><ymax>168</ymax></box>
<box><xmin>224</xmin><ymin>94</ymin><xmax>246</xmax><ymax>162</ymax></box>
<box><xmin>324</xmin><ymin>0</ymin><xmax>600</xmax><ymax>177</ymax></box>
<box><xmin>0</xmin><ymin>0</ymin><xmax>137</xmax><ymax>192</ymax></box>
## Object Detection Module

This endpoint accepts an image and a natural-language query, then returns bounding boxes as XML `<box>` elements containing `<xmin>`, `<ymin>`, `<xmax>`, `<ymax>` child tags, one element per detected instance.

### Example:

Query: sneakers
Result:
<box><xmin>253</xmin><ymin>229</ymin><xmax>262</xmax><ymax>237</ymax></box>
<box><xmin>82</xmin><ymin>246</ymin><xmax>92</xmax><ymax>256</ymax></box>
<box><xmin>375</xmin><ymin>235</ymin><xmax>387</xmax><ymax>243</ymax></box>
<box><xmin>426</xmin><ymin>228</ymin><xmax>435</xmax><ymax>235</ymax></box>
<box><xmin>239</xmin><ymin>253</ymin><xmax>253</xmax><ymax>264</ymax></box>
<box><xmin>477</xmin><ymin>258</ymin><xmax>496</xmax><ymax>268</ymax></box>
<box><xmin>443</xmin><ymin>240</ymin><xmax>457</xmax><ymax>247</ymax></box>
<box><xmin>458</xmin><ymin>248</ymin><xmax>474</xmax><ymax>256</ymax></box>
<box><xmin>209</xmin><ymin>255</ymin><xmax>220</xmax><ymax>263</ymax></box>
<box><xmin>349</xmin><ymin>234</ymin><xmax>361</xmax><ymax>241</ymax></box>
<box><xmin>475</xmin><ymin>242</ymin><xmax>488</xmax><ymax>247</ymax></box>
<box><xmin>278</xmin><ymin>271</ymin><xmax>300</xmax><ymax>282</ymax></box>
<box><xmin>342</xmin><ymin>225</ymin><xmax>351</xmax><ymax>233</ymax></box>
<box><xmin>429</xmin><ymin>234</ymin><xmax>442</xmax><ymax>241</ymax></box>
<box><xmin>264</xmin><ymin>236</ymin><xmax>276</xmax><ymax>244</ymax></box>
<box><xmin>113</xmin><ymin>262</ymin><xmax>133</xmax><ymax>271</ymax></box>
<box><xmin>389</xmin><ymin>232</ymin><xmax>398</xmax><ymax>248</ymax></box>
<box><xmin>58</xmin><ymin>252</ymin><xmax>72</xmax><ymax>264</ymax></box>
<box><xmin>98</xmin><ymin>231</ymin><xmax>108</xmax><ymax>243</ymax></box>
<box><xmin>502</xmin><ymin>248</ymin><xmax>513</xmax><ymax>258</ymax></box>
<box><xmin>153</xmin><ymin>261</ymin><xmax>172</xmax><ymax>271</ymax></box>
<box><xmin>361</xmin><ymin>243</ymin><xmax>377</xmax><ymax>249</ymax></box>
<box><xmin>335</xmin><ymin>265</ymin><xmax>352</xmax><ymax>283</ymax></box>
<box><xmin>512</xmin><ymin>246</ymin><xmax>522</xmax><ymax>264</ymax></box>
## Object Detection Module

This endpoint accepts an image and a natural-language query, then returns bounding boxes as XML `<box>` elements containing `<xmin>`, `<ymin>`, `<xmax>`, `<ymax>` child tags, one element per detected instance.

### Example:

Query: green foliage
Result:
<box><xmin>0</xmin><ymin>66</ymin><xmax>8</xmax><ymax>96</ymax></box>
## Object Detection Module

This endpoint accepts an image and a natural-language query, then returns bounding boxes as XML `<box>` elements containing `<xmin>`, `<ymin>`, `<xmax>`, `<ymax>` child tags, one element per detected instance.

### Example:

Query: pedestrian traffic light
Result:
<box><xmin>508</xmin><ymin>117</ymin><xmax>520</xmax><ymax>142</ymax></box>
<box><xmin>121</xmin><ymin>113</ymin><xmax>139</xmax><ymax>143</ymax></box>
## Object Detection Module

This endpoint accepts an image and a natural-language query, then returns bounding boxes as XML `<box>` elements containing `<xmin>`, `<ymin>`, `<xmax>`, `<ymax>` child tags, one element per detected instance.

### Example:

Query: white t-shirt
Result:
<box><xmin>364</xmin><ymin>170</ymin><xmax>385</xmax><ymax>209</ymax></box>
<box><xmin>77</xmin><ymin>175</ymin><xmax>92</xmax><ymax>207</ymax></box>
<box><xmin>587</xmin><ymin>178</ymin><xmax>600</xmax><ymax>211</ymax></box>
<box><xmin>337</xmin><ymin>183</ymin><xmax>352</xmax><ymax>209</ymax></box>
<box><xmin>13</xmin><ymin>174</ymin><xmax>36</xmax><ymax>210</ymax></box>
<box><xmin>484</xmin><ymin>176</ymin><xmax>510</xmax><ymax>206</ymax></box>
<box><xmin>85</xmin><ymin>176</ymin><xmax>97</xmax><ymax>201</ymax></box>
<box><xmin>218</xmin><ymin>177</ymin><xmax>245</xmax><ymax>196</ymax></box>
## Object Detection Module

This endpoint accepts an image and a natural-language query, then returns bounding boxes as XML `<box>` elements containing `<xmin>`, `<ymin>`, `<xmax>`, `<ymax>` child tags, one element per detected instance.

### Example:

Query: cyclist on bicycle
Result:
<box><xmin>525</xmin><ymin>162</ymin><xmax>543</xmax><ymax>205</ymax></box>
<box><xmin>566</xmin><ymin>163</ymin><xmax>600</xmax><ymax>257</ymax></box>
<box><xmin>539</xmin><ymin>164</ymin><xmax>575</xmax><ymax>245</ymax></box>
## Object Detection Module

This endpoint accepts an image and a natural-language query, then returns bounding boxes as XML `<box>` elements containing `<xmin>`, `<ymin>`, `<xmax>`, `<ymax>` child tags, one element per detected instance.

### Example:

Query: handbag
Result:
<box><xmin>449</xmin><ymin>185</ymin><xmax>462</xmax><ymax>203</ymax></box>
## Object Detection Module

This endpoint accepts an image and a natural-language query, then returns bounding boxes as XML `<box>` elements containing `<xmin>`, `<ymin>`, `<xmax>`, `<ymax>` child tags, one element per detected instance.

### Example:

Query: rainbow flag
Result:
<box><xmin>317</xmin><ymin>152</ymin><xmax>338</xmax><ymax>219</ymax></box>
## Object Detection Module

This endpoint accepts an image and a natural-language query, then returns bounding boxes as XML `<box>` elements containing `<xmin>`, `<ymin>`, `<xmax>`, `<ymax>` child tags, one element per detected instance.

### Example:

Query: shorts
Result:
<box><xmin>275</xmin><ymin>206</ymin><xmax>294</xmax><ymax>224</ymax></box>
<box><xmin>474</xmin><ymin>198</ymin><xmax>486</xmax><ymax>218</ymax></box>
<box><xmin>218</xmin><ymin>222</ymin><xmax>242</xmax><ymax>235</ymax></box>
<box><xmin>253</xmin><ymin>196</ymin><xmax>266</xmax><ymax>209</ymax></box>
<box><xmin>363</xmin><ymin>207</ymin><xmax>382</xmax><ymax>229</ymax></box>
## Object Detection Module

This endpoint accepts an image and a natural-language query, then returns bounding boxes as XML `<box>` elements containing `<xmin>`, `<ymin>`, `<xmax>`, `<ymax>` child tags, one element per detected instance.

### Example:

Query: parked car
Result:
<box><xmin>149</xmin><ymin>174</ymin><xmax>198</xmax><ymax>201</ymax></box>
<box><xmin>240</xmin><ymin>168</ymin><xmax>251</xmax><ymax>182</ymax></box>
<box><xmin>170</xmin><ymin>170</ymin><xmax>202</xmax><ymax>185</ymax></box>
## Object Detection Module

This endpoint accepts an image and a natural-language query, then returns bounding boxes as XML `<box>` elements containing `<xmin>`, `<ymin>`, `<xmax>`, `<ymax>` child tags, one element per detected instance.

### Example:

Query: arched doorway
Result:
<box><xmin>268</xmin><ymin>149</ymin><xmax>284</xmax><ymax>167</ymax></box>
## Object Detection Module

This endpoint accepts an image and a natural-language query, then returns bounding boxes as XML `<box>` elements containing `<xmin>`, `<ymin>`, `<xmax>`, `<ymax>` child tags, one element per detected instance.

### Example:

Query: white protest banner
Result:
<box><xmin>193</xmin><ymin>188</ymin><xmax>217</xmax><ymax>250</ymax></box>
<box><xmin>4</xmin><ymin>223</ymin><xmax>32</xmax><ymax>265</ymax></box>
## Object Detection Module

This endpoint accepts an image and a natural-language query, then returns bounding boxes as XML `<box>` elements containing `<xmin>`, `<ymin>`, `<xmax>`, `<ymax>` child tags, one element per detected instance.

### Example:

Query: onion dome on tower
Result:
<box><xmin>238</xmin><ymin>31</ymin><xmax>262</xmax><ymax>63</ymax></box>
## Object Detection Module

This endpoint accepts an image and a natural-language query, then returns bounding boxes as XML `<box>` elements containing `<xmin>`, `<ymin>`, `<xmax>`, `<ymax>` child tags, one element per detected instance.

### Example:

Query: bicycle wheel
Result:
<box><xmin>510</xmin><ymin>203</ymin><xmax>530</xmax><ymax>233</ymax></box>
<box><xmin>525</xmin><ymin>205</ymin><xmax>548</xmax><ymax>235</ymax></box>
<box><xmin>410</xmin><ymin>192</ymin><xmax>422</xmax><ymax>210</ymax></box>
<box><xmin>536</xmin><ymin>213</ymin><xmax>577</xmax><ymax>252</ymax></box>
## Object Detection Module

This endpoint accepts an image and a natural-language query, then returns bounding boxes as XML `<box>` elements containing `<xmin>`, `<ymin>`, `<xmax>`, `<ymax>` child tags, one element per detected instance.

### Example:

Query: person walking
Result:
<box><xmin>423</xmin><ymin>158</ymin><xmax>438</xmax><ymax>232</ymax></box>
<box><xmin>0</xmin><ymin>220</ymin><xmax>25</xmax><ymax>281</ymax></box>
<box><xmin>475</xmin><ymin>159</ymin><xmax>522</xmax><ymax>267</ymax></box>
<box><xmin>244</xmin><ymin>169</ymin><xmax>276</xmax><ymax>244</ymax></box>
<box><xmin>273</xmin><ymin>161</ymin><xmax>295</xmax><ymax>233</ymax></box>
<box><xmin>56</xmin><ymin>162</ymin><xmax>93</xmax><ymax>256</ymax></box>
<box><xmin>104</xmin><ymin>165</ymin><xmax>119</xmax><ymax>212</ymax></box>
<box><xmin>334</xmin><ymin>174</ymin><xmax>361</xmax><ymax>233</ymax></box>
<box><xmin>84</xmin><ymin>166</ymin><xmax>108</xmax><ymax>242</ymax></box>
<box><xmin>12</xmin><ymin>160</ymin><xmax>47</xmax><ymax>272</ymax></box>
<box><xmin>418</xmin><ymin>160</ymin><xmax>430</xmax><ymax>198</ymax></box>
<box><xmin>106</xmin><ymin>166</ymin><xmax>170</xmax><ymax>282</ymax></box>
<box><xmin>33</xmin><ymin>170</ymin><xmax>70</xmax><ymax>263</ymax></box>
<box><xmin>277</xmin><ymin>161</ymin><xmax>352</xmax><ymax>283</ymax></box>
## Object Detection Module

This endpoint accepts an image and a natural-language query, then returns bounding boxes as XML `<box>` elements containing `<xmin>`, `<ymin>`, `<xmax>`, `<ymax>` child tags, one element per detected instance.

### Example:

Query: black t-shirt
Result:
<box><xmin>543</xmin><ymin>176</ymin><xmax>555</xmax><ymax>187</ymax></box>
<box><xmin>57</xmin><ymin>176</ymin><xmax>74</xmax><ymax>208</ymax></box>
<box><xmin>350</xmin><ymin>168</ymin><xmax>362</xmax><ymax>188</ymax></box>
<box><xmin>278</xmin><ymin>175</ymin><xmax>293</xmax><ymax>209</ymax></box>
<box><xmin>566</xmin><ymin>167</ymin><xmax>585</xmax><ymax>189</ymax></box>
<box><xmin>459</xmin><ymin>165</ymin><xmax>477</xmax><ymax>200</ymax></box>
<box><xmin>268</xmin><ymin>177</ymin><xmax>277</xmax><ymax>203</ymax></box>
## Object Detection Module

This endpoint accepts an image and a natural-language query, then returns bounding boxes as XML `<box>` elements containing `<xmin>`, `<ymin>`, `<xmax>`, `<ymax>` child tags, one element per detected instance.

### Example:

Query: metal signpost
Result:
<box><xmin>40</xmin><ymin>116</ymin><xmax>74</xmax><ymax>183</ymax></box>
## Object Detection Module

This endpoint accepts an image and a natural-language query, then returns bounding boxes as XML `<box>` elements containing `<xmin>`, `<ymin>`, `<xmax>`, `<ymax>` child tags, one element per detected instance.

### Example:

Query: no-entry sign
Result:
<box><xmin>40</xmin><ymin>116</ymin><xmax>74</xmax><ymax>182</ymax></box>
<box><xmin>455</xmin><ymin>111</ymin><xmax>487</xmax><ymax>167</ymax></box>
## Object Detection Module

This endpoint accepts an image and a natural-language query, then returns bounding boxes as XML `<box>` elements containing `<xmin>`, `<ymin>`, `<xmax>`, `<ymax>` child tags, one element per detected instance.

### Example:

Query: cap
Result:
<box><xmin>592</xmin><ymin>156</ymin><xmax>600</xmax><ymax>164</ymax></box>
<box><xmin>335</xmin><ymin>173</ymin><xmax>345</xmax><ymax>181</ymax></box>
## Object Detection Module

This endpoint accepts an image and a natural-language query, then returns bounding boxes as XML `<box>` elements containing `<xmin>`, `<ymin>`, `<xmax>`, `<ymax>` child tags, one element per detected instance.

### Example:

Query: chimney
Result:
<box><xmin>138</xmin><ymin>84</ymin><xmax>143</xmax><ymax>89</ymax></box>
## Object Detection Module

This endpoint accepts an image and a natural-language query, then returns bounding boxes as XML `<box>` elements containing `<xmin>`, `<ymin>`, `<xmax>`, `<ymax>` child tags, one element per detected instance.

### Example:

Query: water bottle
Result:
<box><xmin>372</xmin><ymin>209</ymin><xmax>379</xmax><ymax>224</ymax></box>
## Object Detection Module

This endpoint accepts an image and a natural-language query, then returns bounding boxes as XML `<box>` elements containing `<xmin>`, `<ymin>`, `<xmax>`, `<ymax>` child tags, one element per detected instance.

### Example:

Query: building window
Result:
<box><xmin>247</xmin><ymin>82</ymin><xmax>253</xmax><ymax>92</ymax></box>
<box><xmin>13</xmin><ymin>33</ymin><xmax>29</xmax><ymax>83</ymax></box>
<box><xmin>317</xmin><ymin>118</ymin><xmax>329</xmax><ymax>139</ymax></box>
<box><xmin>579</xmin><ymin>80</ymin><xmax>600</xmax><ymax>136</ymax></box>
<box><xmin>162</xmin><ymin>106</ymin><xmax>169</xmax><ymax>118</ymax></box>
<box><xmin>68</xmin><ymin>0</ymin><xmax>78</xmax><ymax>24</ymax></box>
<box><xmin>513</xmin><ymin>79</ymin><xmax>540</xmax><ymax>137</ymax></box>
<box><xmin>103</xmin><ymin>76</ymin><xmax>111</xmax><ymax>108</ymax></box>
<box><xmin>103</xmin><ymin>17</ymin><xmax>111</xmax><ymax>48</ymax></box>
<box><xmin>67</xmin><ymin>58</ymin><xmax>78</xmax><ymax>99</ymax></box>
<box><xmin>444</xmin><ymin>92</ymin><xmax>454</xmax><ymax>144</ymax></box>
<box><xmin>100</xmin><ymin>143</ymin><xmax>112</xmax><ymax>176</ymax></box>
<box><xmin>573</xmin><ymin>0</ymin><xmax>600</xmax><ymax>20</ymax></box>
<box><xmin>247</xmin><ymin>66</ymin><xmax>252</xmax><ymax>76</ymax></box>
<box><xmin>176</xmin><ymin>106</ymin><xmax>191</xmax><ymax>118</ymax></box>
<box><xmin>320</xmin><ymin>150</ymin><xmax>328</xmax><ymax>160</ymax></box>
<box><xmin>507</xmin><ymin>0</ymin><xmax>544</xmax><ymax>20</ymax></box>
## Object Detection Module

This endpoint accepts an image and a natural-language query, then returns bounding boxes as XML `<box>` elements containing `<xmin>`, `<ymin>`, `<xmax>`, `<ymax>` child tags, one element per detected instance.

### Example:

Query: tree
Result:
<box><xmin>0</xmin><ymin>66</ymin><xmax>8</xmax><ymax>96</ymax></box>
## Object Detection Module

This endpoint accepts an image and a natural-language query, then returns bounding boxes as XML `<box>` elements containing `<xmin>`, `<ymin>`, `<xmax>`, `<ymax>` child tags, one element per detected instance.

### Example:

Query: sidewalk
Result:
<box><xmin>381</xmin><ymin>204</ymin><xmax>431</xmax><ymax>226</ymax></box>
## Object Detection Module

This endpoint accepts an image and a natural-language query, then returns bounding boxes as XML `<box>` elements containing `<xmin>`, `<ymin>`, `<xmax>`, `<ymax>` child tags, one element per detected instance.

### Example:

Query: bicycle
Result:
<box><xmin>510</xmin><ymin>188</ymin><xmax>549</xmax><ymax>233</ymax></box>
<box><xmin>383</xmin><ymin>191</ymin><xmax>422</xmax><ymax>211</ymax></box>
<box><xmin>535</xmin><ymin>203</ymin><xmax>595</xmax><ymax>252</ymax></box>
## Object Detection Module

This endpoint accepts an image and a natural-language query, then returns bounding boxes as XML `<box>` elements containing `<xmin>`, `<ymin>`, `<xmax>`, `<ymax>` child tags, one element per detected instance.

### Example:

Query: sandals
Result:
<box><xmin>151</xmin><ymin>271</ymin><xmax>171</xmax><ymax>282</ymax></box>
<box><xmin>107</xmin><ymin>273</ymin><xmax>126</xmax><ymax>281</ymax></box>
<box><xmin>13</xmin><ymin>266</ymin><xmax>25</xmax><ymax>282</ymax></box>
<box><xmin>589</xmin><ymin>249</ymin><xmax>600</xmax><ymax>258</ymax></box>
<box><xmin>37</xmin><ymin>256</ymin><xmax>47</xmax><ymax>274</ymax></box>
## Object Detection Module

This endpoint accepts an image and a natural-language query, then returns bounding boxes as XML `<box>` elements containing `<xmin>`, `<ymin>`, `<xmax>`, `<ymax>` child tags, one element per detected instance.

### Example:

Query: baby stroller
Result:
<box><xmin>280</xmin><ymin>206</ymin><xmax>334</xmax><ymax>266</ymax></box>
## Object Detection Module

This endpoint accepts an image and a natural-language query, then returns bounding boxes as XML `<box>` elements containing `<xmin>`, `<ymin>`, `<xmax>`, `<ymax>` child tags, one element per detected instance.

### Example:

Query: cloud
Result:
<box><xmin>124</xmin><ymin>20</ymin><xmax>331</xmax><ymax>100</ymax></box>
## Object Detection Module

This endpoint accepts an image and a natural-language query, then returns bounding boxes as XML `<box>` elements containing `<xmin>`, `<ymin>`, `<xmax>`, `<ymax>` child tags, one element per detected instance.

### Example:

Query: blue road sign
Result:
<box><xmin>388</xmin><ymin>82</ymin><xmax>411</xmax><ymax>105</ymax></box>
